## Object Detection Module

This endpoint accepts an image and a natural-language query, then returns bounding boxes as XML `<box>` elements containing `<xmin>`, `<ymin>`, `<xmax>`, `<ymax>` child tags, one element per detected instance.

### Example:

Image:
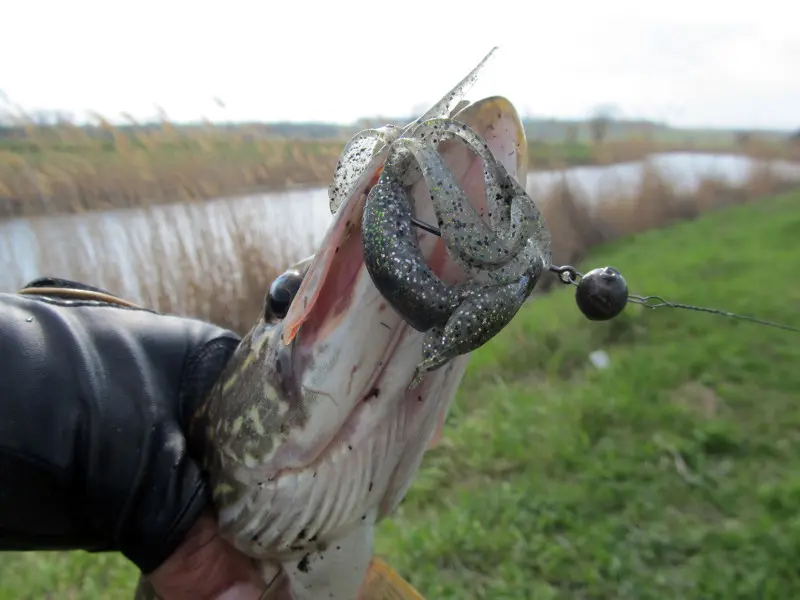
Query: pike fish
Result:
<box><xmin>134</xmin><ymin>47</ymin><xmax>551</xmax><ymax>600</ymax></box>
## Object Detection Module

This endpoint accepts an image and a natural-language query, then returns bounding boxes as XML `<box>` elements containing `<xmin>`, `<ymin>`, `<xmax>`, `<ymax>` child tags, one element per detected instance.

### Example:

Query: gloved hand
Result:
<box><xmin>0</xmin><ymin>278</ymin><xmax>263</xmax><ymax>599</ymax></box>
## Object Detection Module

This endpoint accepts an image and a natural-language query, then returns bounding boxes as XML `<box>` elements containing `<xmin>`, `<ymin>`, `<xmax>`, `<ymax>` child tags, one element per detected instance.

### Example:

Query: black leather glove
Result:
<box><xmin>0</xmin><ymin>278</ymin><xmax>241</xmax><ymax>575</ymax></box>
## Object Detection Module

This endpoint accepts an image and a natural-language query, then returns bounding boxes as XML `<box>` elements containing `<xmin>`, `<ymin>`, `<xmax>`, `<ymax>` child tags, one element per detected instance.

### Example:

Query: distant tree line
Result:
<box><xmin>0</xmin><ymin>100</ymin><xmax>794</xmax><ymax>145</ymax></box>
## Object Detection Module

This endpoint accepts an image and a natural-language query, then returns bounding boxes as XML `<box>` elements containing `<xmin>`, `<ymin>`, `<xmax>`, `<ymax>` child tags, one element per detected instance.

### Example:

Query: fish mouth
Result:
<box><xmin>283</xmin><ymin>96</ymin><xmax>529</xmax><ymax>344</ymax></box>
<box><xmin>266</xmin><ymin>97</ymin><xmax>529</xmax><ymax>472</ymax></box>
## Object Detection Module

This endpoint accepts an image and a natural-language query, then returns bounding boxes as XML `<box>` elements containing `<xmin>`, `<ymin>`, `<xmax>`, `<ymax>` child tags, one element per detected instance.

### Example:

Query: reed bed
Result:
<box><xmin>2</xmin><ymin>158</ymin><xmax>797</xmax><ymax>335</ymax></box>
<box><xmin>2</xmin><ymin>113</ymin><xmax>798</xmax><ymax>219</ymax></box>
<box><xmin>2</xmin><ymin>197</ymin><xmax>322</xmax><ymax>334</ymax></box>
<box><xmin>0</xmin><ymin>135</ymin><xmax>344</xmax><ymax>219</ymax></box>
<box><xmin>525</xmin><ymin>161</ymin><xmax>798</xmax><ymax>295</ymax></box>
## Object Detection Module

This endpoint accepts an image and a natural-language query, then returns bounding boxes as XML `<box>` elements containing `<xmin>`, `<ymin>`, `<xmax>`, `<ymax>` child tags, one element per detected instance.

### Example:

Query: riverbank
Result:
<box><xmin>2</xmin><ymin>128</ymin><xmax>797</xmax><ymax>219</ymax></box>
<box><xmin>2</xmin><ymin>190</ymin><xmax>798</xmax><ymax>599</ymax></box>
<box><xmin>2</xmin><ymin>155</ymin><xmax>799</xmax><ymax>335</ymax></box>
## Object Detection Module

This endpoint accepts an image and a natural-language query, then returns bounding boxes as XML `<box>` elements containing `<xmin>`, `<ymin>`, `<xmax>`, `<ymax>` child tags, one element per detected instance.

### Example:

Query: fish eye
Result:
<box><xmin>265</xmin><ymin>270</ymin><xmax>304</xmax><ymax>322</ymax></box>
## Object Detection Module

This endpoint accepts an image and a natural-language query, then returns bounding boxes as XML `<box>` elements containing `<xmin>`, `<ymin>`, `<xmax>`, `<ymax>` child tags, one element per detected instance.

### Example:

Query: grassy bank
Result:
<box><xmin>2</xmin><ymin>118</ymin><xmax>798</xmax><ymax>219</ymax></box>
<box><xmin>2</xmin><ymin>190</ymin><xmax>799</xmax><ymax>599</ymax></box>
<box><xmin>375</xmin><ymin>188</ymin><xmax>800</xmax><ymax>600</ymax></box>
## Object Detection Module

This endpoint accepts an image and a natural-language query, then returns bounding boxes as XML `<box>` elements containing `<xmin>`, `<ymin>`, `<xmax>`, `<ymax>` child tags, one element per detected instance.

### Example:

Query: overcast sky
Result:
<box><xmin>2</xmin><ymin>0</ymin><xmax>797</xmax><ymax>129</ymax></box>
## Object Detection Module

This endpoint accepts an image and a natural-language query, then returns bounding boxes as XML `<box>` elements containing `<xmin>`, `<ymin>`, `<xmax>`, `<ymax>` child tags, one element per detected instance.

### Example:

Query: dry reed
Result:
<box><xmin>0</xmin><ymin>137</ymin><xmax>345</xmax><ymax>219</ymax></box>
<box><xmin>3</xmin><ymin>159</ymin><xmax>798</xmax><ymax>335</ymax></box>
<box><xmin>3</xmin><ymin>112</ymin><xmax>798</xmax><ymax>220</ymax></box>
<box><xmin>535</xmin><ymin>163</ymin><xmax>798</xmax><ymax>294</ymax></box>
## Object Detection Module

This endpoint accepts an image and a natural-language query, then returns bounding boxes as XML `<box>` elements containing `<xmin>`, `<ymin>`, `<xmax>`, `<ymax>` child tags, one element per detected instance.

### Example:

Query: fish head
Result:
<box><xmin>195</xmin><ymin>92</ymin><xmax>529</xmax><ymax>543</ymax></box>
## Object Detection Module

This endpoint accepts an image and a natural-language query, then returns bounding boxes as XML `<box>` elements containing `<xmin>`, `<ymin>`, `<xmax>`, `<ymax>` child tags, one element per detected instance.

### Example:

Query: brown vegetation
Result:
<box><xmin>2</xmin><ymin>115</ymin><xmax>799</xmax><ymax>219</ymax></box>
<box><xmin>4</xmin><ymin>158</ymin><xmax>798</xmax><ymax>335</ymax></box>
<box><xmin>0</xmin><ymin>135</ymin><xmax>344</xmax><ymax>219</ymax></box>
<box><xmin>5</xmin><ymin>200</ymin><xmax>319</xmax><ymax>334</ymax></box>
<box><xmin>532</xmin><ymin>162</ymin><xmax>799</xmax><ymax>295</ymax></box>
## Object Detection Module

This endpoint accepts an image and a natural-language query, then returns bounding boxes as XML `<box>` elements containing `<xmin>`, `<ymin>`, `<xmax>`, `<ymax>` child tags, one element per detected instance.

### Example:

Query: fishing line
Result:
<box><xmin>411</xmin><ymin>218</ymin><xmax>800</xmax><ymax>333</ymax></box>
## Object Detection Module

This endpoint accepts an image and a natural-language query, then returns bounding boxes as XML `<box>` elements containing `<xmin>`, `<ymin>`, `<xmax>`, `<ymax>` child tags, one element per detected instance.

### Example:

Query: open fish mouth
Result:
<box><xmin>283</xmin><ymin>49</ymin><xmax>551</xmax><ymax>387</ymax></box>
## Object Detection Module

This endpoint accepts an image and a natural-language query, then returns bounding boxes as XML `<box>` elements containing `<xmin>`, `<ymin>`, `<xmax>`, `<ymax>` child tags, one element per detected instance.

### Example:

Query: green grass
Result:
<box><xmin>3</xmin><ymin>190</ymin><xmax>800</xmax><ymax>599</ymax></box>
